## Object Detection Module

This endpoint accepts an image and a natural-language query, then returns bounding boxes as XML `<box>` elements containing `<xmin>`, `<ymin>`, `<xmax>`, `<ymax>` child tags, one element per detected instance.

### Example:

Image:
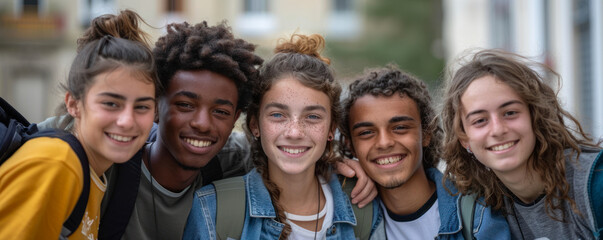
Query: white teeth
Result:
<box><xmin>282</xmin><ymin>147</ymin><xmax>307</xmax><ymax>154</ymax></box>
<box><xmin>185</xmin><ymin>138</ymin><xmax>212</xmax><ymax>148</ymax></box>
<box><xmin>109</xmin><ymin>134</ymin><xmax>133</xmax><ymax>142</ymax></box>
<box><xmin>375</xmin><ymin>156</ymin><xmax>402</xmax><ymax>165</ymax></box>
<box><xmin>491</xmin><ymin>142</ymin><xmax>515</xmax><ymax>151</ymax></box>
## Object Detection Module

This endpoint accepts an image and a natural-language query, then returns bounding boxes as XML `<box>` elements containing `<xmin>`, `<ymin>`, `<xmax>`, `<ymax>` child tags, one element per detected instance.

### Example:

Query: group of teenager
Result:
<box><xmin>0</xmin><ymin>9</ymin><xmax>600</xmax><ymax>240</ymax></box>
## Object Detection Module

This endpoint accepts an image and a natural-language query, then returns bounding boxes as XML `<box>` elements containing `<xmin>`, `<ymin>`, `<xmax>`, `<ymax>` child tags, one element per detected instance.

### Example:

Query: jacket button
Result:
<box><xmin>330</xmin><ymin>226</ymin><xmax>336</xmax><ymax>234</ymax></box>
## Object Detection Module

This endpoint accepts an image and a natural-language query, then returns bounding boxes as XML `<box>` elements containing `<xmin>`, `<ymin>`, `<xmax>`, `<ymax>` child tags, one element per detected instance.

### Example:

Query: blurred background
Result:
<box><xmin>0</xmin><ymin>0</ymin><xmax>601</xmax><ymax>139</ymax></box>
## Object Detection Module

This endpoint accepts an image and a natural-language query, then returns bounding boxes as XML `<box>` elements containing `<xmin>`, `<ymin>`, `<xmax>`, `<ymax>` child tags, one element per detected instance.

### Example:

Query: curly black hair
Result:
<box><xmin>153</xmin><ymin>21</ymin><xmax>263</xmax><ymax>112</ymax></box>
<box><xmin>339</xmin><ymin>64</ymin><xmax>442</xmax><ymax>169</ymax></box>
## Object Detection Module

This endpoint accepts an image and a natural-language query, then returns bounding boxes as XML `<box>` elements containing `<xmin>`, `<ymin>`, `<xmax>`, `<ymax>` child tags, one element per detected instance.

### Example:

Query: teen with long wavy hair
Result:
<box><xmin>441</xmin><ymin>49</ymin><xmax>602</xmax><ymax>239</ymax></box>
<box><xmin>184</xmin><ymin>33</ymin><xmax>359</xmax><ymax>239</ymax></box>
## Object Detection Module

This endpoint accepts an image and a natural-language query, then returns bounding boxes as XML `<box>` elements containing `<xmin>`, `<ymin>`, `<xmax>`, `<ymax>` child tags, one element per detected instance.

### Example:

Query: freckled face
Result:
<box><xmin>349</xmin><ymin>94</ymin><xmax>429</xmax><ymax>189</ymax></box>
<box><xmin>460</xmin><ymin>75</ymin><xmax>535</xmax><ymax>175</ymax></box>
<box><xmin>250</xmin><ymin>78</ymin><xmax>333</xmax><ymax>177</ymax></box>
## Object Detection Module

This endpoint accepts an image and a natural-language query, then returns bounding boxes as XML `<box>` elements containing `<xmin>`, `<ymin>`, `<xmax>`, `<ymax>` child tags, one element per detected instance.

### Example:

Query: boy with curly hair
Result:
<box><xmin>339</xmin><ymin>65</ymin><xmax>509</xmax><ymax>239</ymax></box>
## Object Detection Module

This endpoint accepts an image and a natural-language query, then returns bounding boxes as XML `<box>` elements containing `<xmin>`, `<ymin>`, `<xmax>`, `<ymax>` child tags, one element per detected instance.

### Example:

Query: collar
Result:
<box><xmin>425</xmin><ymin>167</ymin><xmax>463</xmax><ymax>234</ymax></box>
<box><xmin>244</xmin><ymin>169</ymin><xmax>357</xmax><ymax>225</ymax></box>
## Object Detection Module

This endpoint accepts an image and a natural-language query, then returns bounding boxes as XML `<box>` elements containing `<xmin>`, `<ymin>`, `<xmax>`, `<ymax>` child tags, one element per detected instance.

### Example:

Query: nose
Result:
<box><xmin>284</xmin><ymin>119</ymin><xmax>305</xmax><ymax>139</ymax></box>
<box><xmin>375</xmin><ymin>131</ymin><xmax>394</xmax><ymax>150</ymax></box>
<box><xmin>116</xmin><ymin>107</ymin><xmax>135</xmax><ymax>129</ymax></box>
<box><xmin>490</xmin><ymin>116</ymin><xmax>508</xmax><ymax>137</ymax></box>
<box><xmin>190</xmin><ymin>109</ymin><xmax>211</xmax><ymax>133</ymax></box>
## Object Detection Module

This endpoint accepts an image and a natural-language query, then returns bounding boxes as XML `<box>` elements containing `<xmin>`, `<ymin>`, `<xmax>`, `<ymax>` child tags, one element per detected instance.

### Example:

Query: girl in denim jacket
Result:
<box><xmin>184</xmin><ymin>33</ymin><xmax>359</xmax><ymax>239</ymax></box>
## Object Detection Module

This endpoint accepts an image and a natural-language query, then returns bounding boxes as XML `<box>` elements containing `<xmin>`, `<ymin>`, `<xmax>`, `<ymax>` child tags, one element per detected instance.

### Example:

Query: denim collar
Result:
<box><xmin>426</xmin><ymin>167</ymin><xmax>462</xmax><ymax>234</ymax></box>
<box><xmin>244</xmin><ymin>169</ymin><xmax>357</xmax><ymax>225</ymax></box>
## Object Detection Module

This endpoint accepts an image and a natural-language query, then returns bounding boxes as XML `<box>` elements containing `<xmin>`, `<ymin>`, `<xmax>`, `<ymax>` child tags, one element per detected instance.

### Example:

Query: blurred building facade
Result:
<box><xmin>0</xmin><ymin>0</ymin><xmax>363</xmax><ymax>122</ymax></box>
<box><xmin>443</xmin><ymin>0</ymin><xmax>603</xmax><ymax>139</ymax></box>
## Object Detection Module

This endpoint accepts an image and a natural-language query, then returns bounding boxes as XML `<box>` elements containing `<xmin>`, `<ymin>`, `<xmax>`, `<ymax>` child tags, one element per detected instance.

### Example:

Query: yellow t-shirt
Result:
<box><xmin>0</xmin><ymin>137</ymin><xmax>107</xmax><ymax>239</ymax></box>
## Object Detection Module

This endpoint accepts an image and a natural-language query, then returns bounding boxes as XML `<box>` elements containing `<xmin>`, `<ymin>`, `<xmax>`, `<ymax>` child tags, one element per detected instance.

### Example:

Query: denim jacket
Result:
<box><xmin>183</xmin><ymin>169</ymin><xmax>358</xmax><ymax>239</ymax></box>
<box><xmin>369</xmin><ymin>168</ymin><xmax>510</xmax><ymax>240</ymax></box>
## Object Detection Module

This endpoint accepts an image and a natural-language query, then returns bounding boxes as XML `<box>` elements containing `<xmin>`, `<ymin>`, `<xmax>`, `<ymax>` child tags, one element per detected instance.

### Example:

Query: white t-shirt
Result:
<box><xmin>286</xmin><ymin>178</ymin><xmax>333</xmax><ymax>240</ymax></box>
<box><xmin>381</xmin><ymin>192</ymin><xmax>440</xmax><ymax>240</ymax></box>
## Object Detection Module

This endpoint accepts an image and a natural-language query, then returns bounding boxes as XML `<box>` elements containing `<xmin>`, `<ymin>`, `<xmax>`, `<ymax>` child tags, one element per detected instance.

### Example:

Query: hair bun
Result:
<box><xmin>275</xmin><ymin>34</ymin><xmax>330</xmax><ymax>65</ymax></box>
<box><xmin>77</xmin><ymin>9</ymin><xmax>150</xmax><ymax>52</ymax></box>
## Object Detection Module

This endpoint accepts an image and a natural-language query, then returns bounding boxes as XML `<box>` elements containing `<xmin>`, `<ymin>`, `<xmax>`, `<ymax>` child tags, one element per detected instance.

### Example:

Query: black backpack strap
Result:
<box><xmin>201</xmin><ymin>156</ymin><xmax>224</xmax><ymax>186</ymax></box>
<box><xmin>214</xmin><ymin>176</ymin><xmax>246</xmax><ymax>240</ymax></box>
<box><xmin>98</xmin><ymin>149</ymin><xmax>143</xmax><ymax>240</ymax></box>
<box><xmin>29</xmin><ymin>130</ymin><xmax>90</xmax><ymax>237</ymax></box>
<box><xmin>0</xmin><ymin>97</ymin><xmax>29</xmax><ymax>126</ymax></box>
<box><xmin>1</xmin><ymin>97</ymin><xmax>37</xmax><ymax>162</ymax></box>
<box><xmin>460</xmin><ymin>193</ymin><xmax>477</xmax><ymax>240</ymax></box>
<box><xmin>339</xmin><ymin>176</ymin><xmax>373</xmax><ymax>239</ymax></box>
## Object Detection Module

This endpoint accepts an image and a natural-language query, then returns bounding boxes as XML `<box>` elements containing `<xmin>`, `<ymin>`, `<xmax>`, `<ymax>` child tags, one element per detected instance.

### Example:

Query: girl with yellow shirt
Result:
<box><xmin>0</xmin><ymin>10</ymin><xmax>159</xmax><ymax>239</ymax></box>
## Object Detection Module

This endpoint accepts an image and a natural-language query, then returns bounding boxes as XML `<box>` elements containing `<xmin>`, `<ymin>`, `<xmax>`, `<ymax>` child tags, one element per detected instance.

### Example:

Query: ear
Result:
<box><xmin>345</xmin><ymin>138</ymin><xmax>356</xmax><ymax>157</ymax></box>
<box><xmin>234</xmin><ymin>109</ymin><xmax>242</xmax><ymax>123</ymax></box>
<box><xmin>422</xmin><ymin>131</ymin><xmax>431</xmax><ymax>147</ymax></box>
<box><xmin>249</xmin><ymin>116</ymin><xmax>260</xmax><ymax>138</ymax></box>
<box><xmin>328</xmin><ymin>126</ymin><xmax>336</xmax><ymax>141</ymax></box>
<box><xmin>65</xmin><ymin>92</ymin><xmax>81</xmax><ymax>119</ymax></box>
<box><xmin>459</xmin><ymin>139</ymin><xmax>470</xmax><ymax>151</ymax></box>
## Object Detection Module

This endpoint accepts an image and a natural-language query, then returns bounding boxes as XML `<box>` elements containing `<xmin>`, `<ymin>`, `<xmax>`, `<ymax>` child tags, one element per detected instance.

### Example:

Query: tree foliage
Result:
<box><xmin>328</xmin><ymin>0</ymin><xmax>444</xmax><ymax>87</ymax></box>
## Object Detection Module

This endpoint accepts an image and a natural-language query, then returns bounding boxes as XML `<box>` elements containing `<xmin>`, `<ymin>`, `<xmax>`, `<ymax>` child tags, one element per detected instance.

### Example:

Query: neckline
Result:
<box><xmin>285</xmin><ymin>203</ymin><xmax>327</xmax><ymax>221</ymax></box>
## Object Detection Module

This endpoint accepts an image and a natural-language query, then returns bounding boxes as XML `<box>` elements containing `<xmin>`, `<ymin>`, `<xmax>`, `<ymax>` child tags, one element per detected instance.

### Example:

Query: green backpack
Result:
<box><xmin>460</xmin><ymin>193</ymin><xmax>477</xmax><ymax>240</ymax></box>
<box><xmin>213</xmin><ymin>176</ymin><xmax>373</xmax><ymax>240</ymax></box>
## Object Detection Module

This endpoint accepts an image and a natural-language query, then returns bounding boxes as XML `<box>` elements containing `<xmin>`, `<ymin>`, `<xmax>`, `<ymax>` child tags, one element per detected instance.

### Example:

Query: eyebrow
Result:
<box><xmin>264</xmin><ymin>102</ymin><xmax>328</xmax><ymax>113</ymax></box>
<box><xmin>264</xmin><ymin>102</ymin><xmax>288</xmax><ymax>111</ymax></box>
<box><xmin>352</xmin><ymin>122</ymin><xmax>374</xmax><ymax>130</ymax></box>
<box><xmin>215</xmin><ymin>99</ymin><xmax>235</xmax><ymax>108</ymax></box>
<box><xmin>99</xmin><ymin>92</ymin><xmax>155</xmax><ymax>102</ymax></box>
<box><xmin>390</xmin><ymin>115</ymin><xmax>415</xmax><ymax>123</ymax></box>
<box><xmin>464</xmin><ymin>100</ymin><xmax>523</xmax><ymax>120</ymax></box>
<box><xmin>175</xmin><ymin>91</ymin><xmax>198</xmax><ymax>99</ymax></box>
<box><xmin>352</xmin><ymin>115</ymin><xmax>414</xmax><ymax>130</ymax></box>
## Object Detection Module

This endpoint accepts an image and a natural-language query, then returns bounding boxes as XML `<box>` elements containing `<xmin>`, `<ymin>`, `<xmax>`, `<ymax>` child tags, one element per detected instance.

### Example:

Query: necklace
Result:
<box><xmin>283</xmin><ymin>177</ymin><xmax>321</xmax><ymax>240</ymax></box>
<box><xmin>314</xmin><ymin>177</ymin><xmax>320</xmax><ymax>240</ymax></box>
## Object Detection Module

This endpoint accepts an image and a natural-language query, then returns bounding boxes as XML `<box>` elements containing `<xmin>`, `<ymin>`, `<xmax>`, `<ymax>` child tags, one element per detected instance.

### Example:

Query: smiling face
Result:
<box><xmin>460</xmin><ymin>75</ymin><xmax>535</xmax><ymax>175</ymax></box>
<box><xmin>158</xmin><ymin>70</ymin><xmax>240</xmax><ymax>169</ymax></box>
<box><xmin>70</xmin><ymin>67</ymin><xmax>156</xmax><ymax>172</ymax></box>
<box><xmin>250</xmin><ymin>77</ymin><xmax>333</xmax><ymax>177</ymax></box>
<box><xmin>349</xmin><ymin>94</ymin><xmax>429</xmax><ymax>189</ymax></box>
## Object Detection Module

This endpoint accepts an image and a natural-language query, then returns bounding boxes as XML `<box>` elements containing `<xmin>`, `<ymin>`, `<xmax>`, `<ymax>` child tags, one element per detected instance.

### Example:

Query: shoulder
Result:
<box><xmin>221</xmin><ymin>131</ymin><xmax>249</xmax><ymax>152</ymax></box>
<box><xmin>3</xmin><ymin>137</ymin><xmax>82</xmax><ymax>174</ymax></box>
<box><xmin>195</xmin><ymin>181</ymin><xmax>218</xmax><ymax>198</ymax></box>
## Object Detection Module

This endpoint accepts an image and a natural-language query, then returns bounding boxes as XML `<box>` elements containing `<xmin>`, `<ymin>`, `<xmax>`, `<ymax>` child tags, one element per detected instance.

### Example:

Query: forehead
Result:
<box><xmin>349</xmin><ymin>94</ymin><xmax>420</xmax><ymax>124</ymax></box>
<box><xmin>262</xmin><ymin>77</ymin><xmax>331</xmax><ymax>110</ymax></box>
<box><xmin>460</xmin><ymin>75</ymin><xmax>522</xmax><ymax>112</ymax></box>
<box><xmin>167</xmin><ymin>70</ymin><xmax>238</xmax><ymax>100</ymax></box>
<box><xmin>89</xmin><ymin>67</ymin><xmax>155</xmax><ymax>93</ymax></box>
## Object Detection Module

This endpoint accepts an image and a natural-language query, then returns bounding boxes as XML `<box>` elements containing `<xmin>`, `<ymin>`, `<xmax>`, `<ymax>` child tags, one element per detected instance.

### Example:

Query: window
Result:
<box><xmin>79</xmin><ymin>0</ymin><xmax>115</xmax><ymax>27</ymax></box>
<box><xmin>574</xmin><ymin>0</ymin><xmax>594</xmax><ymax>134</ymax></box>
<box><xmin>236</xmin><ymin>0</ymin><xmax>274</xmax><ymax>36</ymax></box>
<box><xmin>23</xmin><ymin>0</ymin><xmax>39</xmax><ymax>14</ymax></box>
<box><xmin>244</xmin><ymin>0</ymin><xmax>268</xmax><ymax>13</ymax></box>
<box><xmin>333</xmin><ymin>0</ymin><xmax>353</xmax><ymax>13</ymax></box>
<box><xmin>328</xmin><ymin>0</ymin><xmax>359</xmax><ymax>39</ymax></box>
<box><xmin>166</xmin><ymin>0</ymin><xmax>183</xmax><ymax>13</ymax></box>
<box><xmin>489</xmin><ymin>0</ymin><xmax>513</xmax><ymax>51</ymax></box>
